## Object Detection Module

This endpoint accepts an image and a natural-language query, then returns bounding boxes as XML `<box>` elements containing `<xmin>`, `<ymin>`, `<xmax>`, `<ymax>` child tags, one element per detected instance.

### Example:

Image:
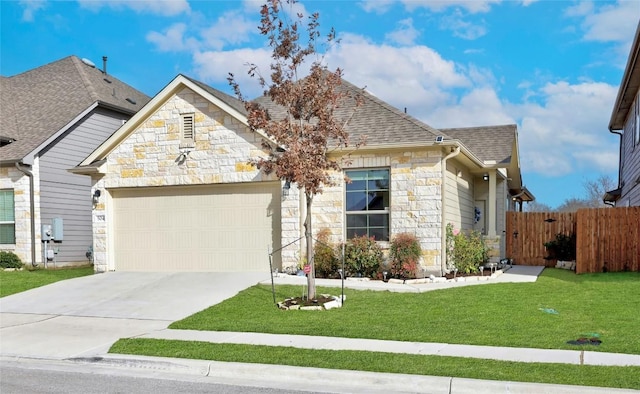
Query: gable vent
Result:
<box><xmin>180</xmin><ymin>113</ymin><xmax>195</xmax><ymax>148</ymax></box>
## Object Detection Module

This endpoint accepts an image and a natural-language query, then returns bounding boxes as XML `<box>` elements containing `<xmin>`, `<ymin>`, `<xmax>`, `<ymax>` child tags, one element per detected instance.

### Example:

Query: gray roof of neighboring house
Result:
<box><xmin>252</xmin><ymin>77</ymin><xmax>446</xmax><ymax>146</ymax></box>
<box><xmin>0</xmin><ymin>55</ymin><xmax>150</xmax><ymax>163</ymax></box>
<box><xmin>441</xmin><ymin>124</ymin><xmax>516</xmax><ymax>165</ymax></box>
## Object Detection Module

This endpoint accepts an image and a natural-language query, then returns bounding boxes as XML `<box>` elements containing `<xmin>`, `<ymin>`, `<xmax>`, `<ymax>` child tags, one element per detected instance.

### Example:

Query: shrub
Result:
<box><xmin>446</xmin><ymin>224</ymin><xmax>488</xmax><ymax>274</ymax></box>
<box><xmin>389</xmin><ymin>233</ymin><xmax>421</xmax><ymax>279</ymax></box>
<box><xmin>344</xmin><ymin>235</ymin><xmax>382</xmax><ymax>278</ymax></box>
<box><xmin>0</xmin><ymin>251</ymin><xmax>23</xmax><ymax>269</ymax></box>
<box><xmin>544</xmin><ymin>233</ymin><xmax>576</xmax><ymax>261</ymax></box>
<box><xmin>314</xmin><ymin>228</ymin><xmax>340</xmax><ymax>279</ymax></box>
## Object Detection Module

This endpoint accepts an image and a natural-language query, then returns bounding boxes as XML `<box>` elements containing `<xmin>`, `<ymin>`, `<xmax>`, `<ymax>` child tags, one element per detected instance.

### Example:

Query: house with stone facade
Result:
<box><xmin>72</xmin><ymin>74</ymin><xmax>533</xmax><ymax>275</ymax></box>
<box><xmin>605</xmin><ymin>21</ymin><xmax>640</xmax><ymax>207</ymax></box>
<box><xmin>0</xmin><ymin>56</ymin><xmax>149</xmax><ymax>266</ymax></box>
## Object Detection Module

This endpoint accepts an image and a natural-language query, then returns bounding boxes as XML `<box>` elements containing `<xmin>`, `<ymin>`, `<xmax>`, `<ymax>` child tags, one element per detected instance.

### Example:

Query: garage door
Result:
<box><xmin>112</xmin><ymin>182</ymin><xmax>281</xmax><ymax>272</ymax></box>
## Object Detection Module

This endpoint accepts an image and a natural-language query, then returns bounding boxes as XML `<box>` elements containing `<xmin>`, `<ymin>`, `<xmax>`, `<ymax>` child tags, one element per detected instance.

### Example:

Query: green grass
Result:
<box><xmin>0</xmin><ymin>266</ymin><xmax>94</xmax><ymax>297</ymax></box>
<box><xmin>169</xmin><ymin>269</ymin><xmax>640</xmax><ymax>354</ymax></box>
<box><xmin>110</xmin><ymin>339</ymin><xmax>640</xmax><ymax>390</ymax></box>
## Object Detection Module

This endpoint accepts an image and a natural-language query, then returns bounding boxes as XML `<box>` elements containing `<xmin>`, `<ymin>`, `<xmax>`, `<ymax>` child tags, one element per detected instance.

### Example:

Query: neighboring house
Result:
<box><xmin>0</xmin><ymin>56</ymin><xmax>149</xmax><ymax>266</ymax></box>
<box><xmin>605</xmin><ymin>21</ymin><xmax>640</xmax><ymax>207</ymax></box>
<box><xmin>72</xmin><ymin>74</ymin><xmax>533</xmax><ymax>274</ymax></box>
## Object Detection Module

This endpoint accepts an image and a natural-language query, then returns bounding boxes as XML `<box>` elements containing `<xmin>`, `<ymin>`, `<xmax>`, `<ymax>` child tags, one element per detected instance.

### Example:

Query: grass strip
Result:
<box><xmin>110</xmin><ymin>338</ymin><xmax>640</xmax><ymax>390</ymax></box>
<box><xmin>0</xmin><ymin>266</ymin><xmax>94</xmax><ymax>297</ymax></box>
<box><xmin>170</xmin><ymin>269</ymin><xmax>640</xmax><ymax>354</ymax></box>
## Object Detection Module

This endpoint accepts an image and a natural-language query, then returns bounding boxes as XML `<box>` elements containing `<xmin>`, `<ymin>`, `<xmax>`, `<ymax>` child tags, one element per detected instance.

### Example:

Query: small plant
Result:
<box><xmin>389</xmin><ymin>233</ymin><xmax>422</xmax><ymax>279</ymax></box>
<box><xmin>314</xmin><ymin>228</ymin><xmax>340</xmax><ymax>279</ymax></box>
<box><xmin>446</xmin><ymin>224</ymin><xmax>488</xmax><ymax>274</ymax></box>
<box><xmin>544</xmin><ymin>233</ymin><xmax>576</xmax><ymax>261</ymax></box>
<box><xmin>0</xmin><ymin>251</ymin><xmax>23</xmax><ymax>269</ymax></box>
<box><xmin>344</xmin><ymin>235</ymin><xmax>382</xmax><ymax>278</ymax></box>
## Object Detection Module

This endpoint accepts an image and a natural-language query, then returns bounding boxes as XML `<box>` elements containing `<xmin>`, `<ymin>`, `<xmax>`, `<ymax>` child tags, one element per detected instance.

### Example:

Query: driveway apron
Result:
<box><xmin>0</xmin><ymin>272</ymin><xmax>265</xmax><ymax>359</ymax></box>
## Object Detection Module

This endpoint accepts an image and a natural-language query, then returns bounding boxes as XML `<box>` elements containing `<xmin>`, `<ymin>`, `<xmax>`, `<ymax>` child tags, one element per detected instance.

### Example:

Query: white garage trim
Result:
<box><xmin>110</xmin><ymin>182</ymin><xmax>281</xmax><ymax>272</ymax></box>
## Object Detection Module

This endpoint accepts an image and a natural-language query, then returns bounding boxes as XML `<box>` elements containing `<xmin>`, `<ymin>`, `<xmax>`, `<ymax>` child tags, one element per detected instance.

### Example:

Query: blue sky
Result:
<box><xmin>2</xmin><ymin>0</ymin><xmax>639</xmax><ymax>208</ymax></box>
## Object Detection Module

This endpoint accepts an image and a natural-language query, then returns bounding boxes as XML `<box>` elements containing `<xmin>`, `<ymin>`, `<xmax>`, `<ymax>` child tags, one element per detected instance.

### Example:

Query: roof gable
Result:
<box><xmin>441</xmin><ymin>124</ymin><xmax>516</xmax><ymax>165</ymax></box>
<box><xmin>0</xmin><ymin>56</ymin><xmax>149</xmax><ymax>163</ymax></box>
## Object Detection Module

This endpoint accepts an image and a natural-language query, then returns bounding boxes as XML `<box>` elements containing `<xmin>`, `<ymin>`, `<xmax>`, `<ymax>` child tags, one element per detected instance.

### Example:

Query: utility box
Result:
<box><xmin>51</xmin><ymin>217</ymin><xmax>63</xmax><ymax>241</ymax></box>
<box><xmin>41</xmin><ymin>224</ymin><xmax>52</xmax><ymax>241</ymax></box>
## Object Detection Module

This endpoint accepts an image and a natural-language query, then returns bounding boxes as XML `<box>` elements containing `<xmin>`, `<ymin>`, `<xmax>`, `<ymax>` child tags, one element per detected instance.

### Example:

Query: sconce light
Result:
<box><xmin>92</xmin><ymin>189</ymin><xmax>101</xmax><ymax>205</ymax></box>
<box><xmin>483</xmin><ymin>173</ymin><xmax>489</xmax><ymax>181</ymax></box>
<box><xmin>282</xmin><ymin>181</ymin><xmax>291</xmax><ymax>198</ymax></box>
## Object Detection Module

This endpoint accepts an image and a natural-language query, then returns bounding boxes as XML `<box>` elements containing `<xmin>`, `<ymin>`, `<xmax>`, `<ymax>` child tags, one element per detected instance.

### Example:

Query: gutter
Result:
<box><xmin>15</xmin><ymin>162</ymin><xmax>37</xmax><ymax>267</ymax></box>
<box><xmin>608</xmin><ymin>127</ymin><xmax>623</xmax><ymax>206</ymax></box>
<box><xmin>440</xmin><ymin>146</ymin><xmax>460</xmax><ymax>276</ymax></box>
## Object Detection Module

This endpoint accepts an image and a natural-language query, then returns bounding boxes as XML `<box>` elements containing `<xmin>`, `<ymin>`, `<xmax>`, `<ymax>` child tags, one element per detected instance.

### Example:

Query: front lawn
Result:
<box><xmin>0</xmin><ymin>266</ymin><xmax>94</xmax><ymax>297</ymax></box>
<box><xmin>169</xmin><ymin>268</ymin><xmax>640</xmax><ymax>354</ymax></box>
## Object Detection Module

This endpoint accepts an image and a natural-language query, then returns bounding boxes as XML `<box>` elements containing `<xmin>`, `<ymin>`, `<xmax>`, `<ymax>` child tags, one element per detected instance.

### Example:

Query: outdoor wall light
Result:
<box><xmin>282</xmin><ymin>181</ymin><xmax>291</xmax><ymax>197</ymax></box>
<box><xmin>483</xmin><ymin>173</ymin><xmax>489</xmax><ymax>181</ymax></box>
<box><xmin>92</xmin><ymin>189</ymin><xmax>101</xmax><ymax>205</ymax></box>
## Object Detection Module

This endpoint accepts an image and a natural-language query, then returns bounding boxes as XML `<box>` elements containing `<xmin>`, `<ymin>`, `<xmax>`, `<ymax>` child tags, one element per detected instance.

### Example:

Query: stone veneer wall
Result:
<box><xmin>0</xmin><ymin>158</ymin><xmax>42</xmax><ymax>265</ymax></box>
<box><xmin>279</xmin><ymin>149</ymin><xmax>445</xmax><ymax>272</ymax></box>
<box><xmin>90</xmin><ymin>87</ymin><xmax>275</xmax><ymax>272</ymax></box>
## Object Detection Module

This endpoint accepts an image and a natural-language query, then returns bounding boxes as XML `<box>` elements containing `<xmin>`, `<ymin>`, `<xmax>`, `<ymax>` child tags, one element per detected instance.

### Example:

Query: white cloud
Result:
<box><xmin>385</xmin><ymin>18</ymin><xmax>420</xmax><ymax>45</ymax></box>
<box><xmin>359</xmin><ymin>0</ymin><xmax>396</xmax><ymax>14</ymax></box>
<box><xmin>429</xmin><ymin>87</ymin><xmax>513</xmax><ymax>128</ymax></box>
<box><xmin>439</xmin><ymin>9</ymin><xmax>487</xmax><ymax>40</ymax></box>
<box><xmin>400</xmin><ymin>0</ymin><xmax>501</xmax><ymax>14</ymax></box>
<box><xmin>19</xmin><ymin>0</ymin><xmax>46</xmax><ymax>22</ymax></box>
<box><xmin>515</xmin><ymin>81</ymin><xmax>619</xmax><ymax>175</ymax></box>
<box><xmin>521</xmin><ymin>0</ymin><xmax>539</xmax><ymax>6</ymax></box>
<box><xmin>200</xmin><ymin>10</ymin><xmax>255</xmax><ymax>51</ymax></box>
<box><xmin>577</xmin><ymin>0</ymin><xmax>640</xmax><ymax>43</ymax></box>
<box><xmin>147</xmin><ymin>23</ymin><xmax>199</xmax><ymax>52</ymax></box>
<box><xmin>77</xmin><ymin>0</ymin><xmax>190</xmax><ymax>16</ymax></box>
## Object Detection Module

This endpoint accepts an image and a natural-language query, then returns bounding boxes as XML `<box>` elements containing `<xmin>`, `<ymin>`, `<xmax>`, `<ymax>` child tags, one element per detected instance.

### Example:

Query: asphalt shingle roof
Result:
<box><xmin>251</xmin><ymin>77</ymin><xmax>447</xmax><ymax>146</ymax></box>
<box><xmin>1</xmin><ymin>56</ymin><xmax>150</xmax><ymax>163</ymax></box>
<box><xmin>441</xmin><ymin>124</ymin><xmax>516</xmax><ymax>165</ymax></box>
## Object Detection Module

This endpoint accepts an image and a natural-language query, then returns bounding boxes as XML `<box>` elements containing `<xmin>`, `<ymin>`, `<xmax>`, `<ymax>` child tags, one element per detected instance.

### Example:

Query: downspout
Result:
<box><xmin>440</xmin><ymin>146</ymin><xmax>460</xmax><ymax>276</ymax></box>
<box><xmin>607</xmin><ymin>128</ymin><xmax>623</xmax><ymax>206</ymax></box>
<box><xmin>15</xmin><ymin>162</ymin><xmax>37</xmax><ymax>267</ymax></box>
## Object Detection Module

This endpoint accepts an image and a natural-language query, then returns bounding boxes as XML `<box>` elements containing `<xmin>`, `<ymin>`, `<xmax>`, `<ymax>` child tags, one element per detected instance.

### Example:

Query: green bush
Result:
<box><xmin>544</xmin><ymin>233</ymin><xmax>576</xmax><ymax>261</ymax></box>
<box><xmin>344</xmin><ymin>235</ymin><xmax>382</xmax><ymax>278</ymax></box>
<box><xmin>389</xmin><ymin>233</ymin><xmax>421</xmax><ymax>279</ymax></box>
<box><xmin>0</xmin><ymin>251</ymin><xmax>24</xmax><ymax>269</ymax></box>
<box><xmin>446</xmin><ymin>224</ymin><xmax>488</xmax><ymax>274</ymax></box>
<box><xmin>314</xmin><ymin>228</ymin><xmax>340</xmax><ymax>279</ymax></box>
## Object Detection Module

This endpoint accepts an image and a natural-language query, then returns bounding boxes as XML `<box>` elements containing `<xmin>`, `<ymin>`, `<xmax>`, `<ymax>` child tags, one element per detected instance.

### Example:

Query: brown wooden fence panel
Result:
<box><xmin>576</xmin><ymin>207</ymin><xmax>640</xmax><ymax>274</ymax></box>
<box><xmin>506</xmin><ymin>211</ymin><xmax>576</xmax><ymax>266</ymax></box>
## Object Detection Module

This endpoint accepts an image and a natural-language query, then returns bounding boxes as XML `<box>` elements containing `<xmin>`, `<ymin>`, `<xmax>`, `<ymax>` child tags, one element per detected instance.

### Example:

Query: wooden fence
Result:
<box><xmin>506</xmin><ymin>207</ymin><xmax>639</xmax><ymax>273</ymax></box>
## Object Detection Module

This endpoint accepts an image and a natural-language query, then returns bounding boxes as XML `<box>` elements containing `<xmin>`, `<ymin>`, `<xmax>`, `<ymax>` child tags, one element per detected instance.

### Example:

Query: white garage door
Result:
<box><xmin>112</xmin><ymin>182</ymin><xmax>281</xmax><ymax>272</ymax></box>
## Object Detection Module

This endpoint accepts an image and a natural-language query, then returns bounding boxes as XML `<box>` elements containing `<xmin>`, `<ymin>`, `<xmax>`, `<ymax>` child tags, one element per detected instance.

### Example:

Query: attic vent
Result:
<box><xmin>81</xmin><ymin>58</ymin><xmax>96</xmax><ymax>68</ymax></box>
<box><xmin>126</xmin><ymin>97</ymin><xmax>136</xmax><ymax>105</ymax></box>
<box><xmin>0</xmin><ymin>136</ymin><xmax>15</xmax><ymax>147</ymax></box>
<box><xmin>180</xmin><ymin>113</ymin><xmax>195</xmax><ymax>148</ymax></box>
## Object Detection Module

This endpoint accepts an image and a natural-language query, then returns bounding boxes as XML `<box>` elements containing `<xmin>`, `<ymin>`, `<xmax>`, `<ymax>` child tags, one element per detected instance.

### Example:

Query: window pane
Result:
<box><xmin>367</xmin><ymin>191</ymin><xmax>389</xmax><ymax>210</ymax></box>
<box><xmin>369</xmin><ymin>226</ymin><xmax>389</xmax><ymax>242</ymax></box>
<box><xmin>0</xmin><ymin>224</ymin><xmax>15</xmax><ymax>244</ymax></box>
<box><xmin>0</xmin><ymin>190</ymin><xmax>15</xmax><ymax>221</ymax></box>
<box><xmin>346</xmin><ymin>214</ymin><xmax>367</xmax><ymax>227</ymax></box>
<box><xmin>346</xmin><ymin>228</ymin><xmax>369</xmax><ymax>239</ymax></box>
<box><xmin>369</xmin><ymin>214</ymin><xmax>389</xmax><ymax>227</ymax></box>
<box><xmin>346</xmin><ymin>191</ymin><xmax>369</xmax><ymax>211</ymax></box>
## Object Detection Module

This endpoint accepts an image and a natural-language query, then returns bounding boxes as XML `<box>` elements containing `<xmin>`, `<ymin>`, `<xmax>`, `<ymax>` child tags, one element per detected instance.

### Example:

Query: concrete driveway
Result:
<box><xmin>0</xmin><ymin>272</ymin><xmax>267</xmax><ymax>360</ymax></box>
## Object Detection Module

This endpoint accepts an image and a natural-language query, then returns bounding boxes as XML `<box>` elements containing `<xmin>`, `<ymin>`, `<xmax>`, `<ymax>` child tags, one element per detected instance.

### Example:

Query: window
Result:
<box><xmin>0</xmin><ymin>189</ymin><xmax>15</xmax><ymax>244</ymax></box>
<box><xmin>180</xmin><ymin>113</ymin><xmax>195</xmax><ymax>148</ymax></box>
<box><xmin>345</xmin><ymin>169</ymin><xmax>390</xmax><ymax>241</ymax></box>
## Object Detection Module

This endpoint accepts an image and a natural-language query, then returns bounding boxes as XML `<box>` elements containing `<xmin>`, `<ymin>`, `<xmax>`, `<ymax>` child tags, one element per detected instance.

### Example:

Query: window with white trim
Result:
<box><xmin>180</xmin><ymin>113</ymin><xmax>195</xmax><ymax>148</ymax></box>
<box><xmin>345</xmin><ymin>169</ymin><xmax>390</xmax><ymax>241</ymax></box>
<box><xmin>0</xmin><ymin>189</ymin><xmax>15</xmax><ymax>244</ymax></box>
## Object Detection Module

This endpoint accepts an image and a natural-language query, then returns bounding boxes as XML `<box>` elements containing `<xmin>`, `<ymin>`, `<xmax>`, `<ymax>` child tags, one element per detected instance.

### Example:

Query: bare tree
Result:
<box><xmin>524</xmin><ymin>201</ymin><xmax>553</xmax><ymax>212</ymax></box>
<box><xmin>229</xmin><ymin>0</ymin><xmax>361</xmax><ymax>299</ymax></box>
<box><xmin>583</xmin><ymin>174</ymin><xmax>616</xmax><ymax>208</ymax></box>
<box><xmin>556</xmin><ymin>197</ymin><xmax>591</xmax><ymax>213</ymax></box>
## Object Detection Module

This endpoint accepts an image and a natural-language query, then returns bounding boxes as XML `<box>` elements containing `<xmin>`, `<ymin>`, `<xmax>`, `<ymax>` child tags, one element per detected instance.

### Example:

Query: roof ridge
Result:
<box><xmin>71</xmin><ymin>56</ymin><xmax>101</xmax><ymax>102</ymax></box>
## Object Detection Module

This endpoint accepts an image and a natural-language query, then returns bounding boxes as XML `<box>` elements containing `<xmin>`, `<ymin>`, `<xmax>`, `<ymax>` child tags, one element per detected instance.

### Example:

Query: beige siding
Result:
<box><xmin>112</xmin><ymin>183</ymin><xmax>281</xmax><ymax>272</ymax></box>
<box><xmin>444</xmin><ymin>160</ymin><xmax>474</xmax><ymax>230</ymax></box>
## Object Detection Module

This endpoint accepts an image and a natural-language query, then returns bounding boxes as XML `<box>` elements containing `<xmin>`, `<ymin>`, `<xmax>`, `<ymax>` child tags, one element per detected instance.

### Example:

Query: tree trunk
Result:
<box><xmin>305</xmin><ymin>192</ymin><xmax>316</xmax><ymax>300</ymax></box>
